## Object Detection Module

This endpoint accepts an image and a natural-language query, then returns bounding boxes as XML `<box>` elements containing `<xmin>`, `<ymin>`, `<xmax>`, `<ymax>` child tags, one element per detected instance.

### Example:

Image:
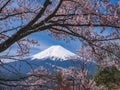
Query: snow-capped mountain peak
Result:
<box><xmin>32</xmin><ymin>45</ymin><xmax>76</xmax><ymax>60</ymax></box>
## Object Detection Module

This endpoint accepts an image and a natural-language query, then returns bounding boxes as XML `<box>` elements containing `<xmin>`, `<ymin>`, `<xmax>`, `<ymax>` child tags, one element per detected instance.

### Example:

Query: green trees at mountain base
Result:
<box><xmin>94</xmin><ymin>66</ymin><xmax>120</xmax><ymax>90</ymax></box>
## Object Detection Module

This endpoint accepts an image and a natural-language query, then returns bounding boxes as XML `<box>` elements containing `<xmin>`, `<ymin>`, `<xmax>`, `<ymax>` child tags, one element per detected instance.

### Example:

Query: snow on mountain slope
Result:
<box><xmin>32</xmin><ymin>45</ymin><xmax>76</xmax><ymax>60</ymax></box>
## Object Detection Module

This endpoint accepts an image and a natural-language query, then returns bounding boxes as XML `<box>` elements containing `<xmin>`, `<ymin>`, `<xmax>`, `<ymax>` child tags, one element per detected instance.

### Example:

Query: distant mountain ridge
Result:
<box><xmin>0</xmin><ymin>45</ymin><xmax>96</xmax><ymax>79</ymax></box>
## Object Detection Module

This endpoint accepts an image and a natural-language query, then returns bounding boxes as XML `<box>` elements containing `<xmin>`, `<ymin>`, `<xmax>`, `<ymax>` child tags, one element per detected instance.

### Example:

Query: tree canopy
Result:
<box><xmin>0</xmin><ymin>0</ymin><xmax>120</xmax><ymax>59</ymax></box>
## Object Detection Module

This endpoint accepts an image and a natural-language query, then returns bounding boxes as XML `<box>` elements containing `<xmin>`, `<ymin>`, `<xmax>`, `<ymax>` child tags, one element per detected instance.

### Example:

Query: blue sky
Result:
<box><xmin>29</xmin><ymin>31</ymin><xmax>81</xmax><ymax>55</ymax></box>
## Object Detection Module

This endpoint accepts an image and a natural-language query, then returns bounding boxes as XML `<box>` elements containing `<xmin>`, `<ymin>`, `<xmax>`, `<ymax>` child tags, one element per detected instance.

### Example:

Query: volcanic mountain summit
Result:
<box><xmin>32</xmin><ymin>45</ymin><xmax>76</xmax><ymax>60</ymax></box>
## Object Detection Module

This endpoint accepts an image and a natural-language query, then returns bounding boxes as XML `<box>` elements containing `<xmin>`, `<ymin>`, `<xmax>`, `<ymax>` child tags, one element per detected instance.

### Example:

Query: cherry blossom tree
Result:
<box><xmin>0</xmin><ymin>0</ymin><xmax>120</xmax><ymax>89</ymax></box>
<box><xmin>0</xmin><ymin>0</ymin><xmax>120</xmax><ymax>58</ymax></box>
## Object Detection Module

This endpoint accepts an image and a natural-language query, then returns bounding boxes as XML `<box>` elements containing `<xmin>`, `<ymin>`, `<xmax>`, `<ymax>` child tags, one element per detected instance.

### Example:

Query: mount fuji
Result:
<box><xmin>0</xmin><ymin>45</ymin><xmax>96</xmax><ymax>79</ymax></box>
<box><xmin>32</xmin><ymin>45</ymin><xmax>76</xmax><ymax>60</ymax></box>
